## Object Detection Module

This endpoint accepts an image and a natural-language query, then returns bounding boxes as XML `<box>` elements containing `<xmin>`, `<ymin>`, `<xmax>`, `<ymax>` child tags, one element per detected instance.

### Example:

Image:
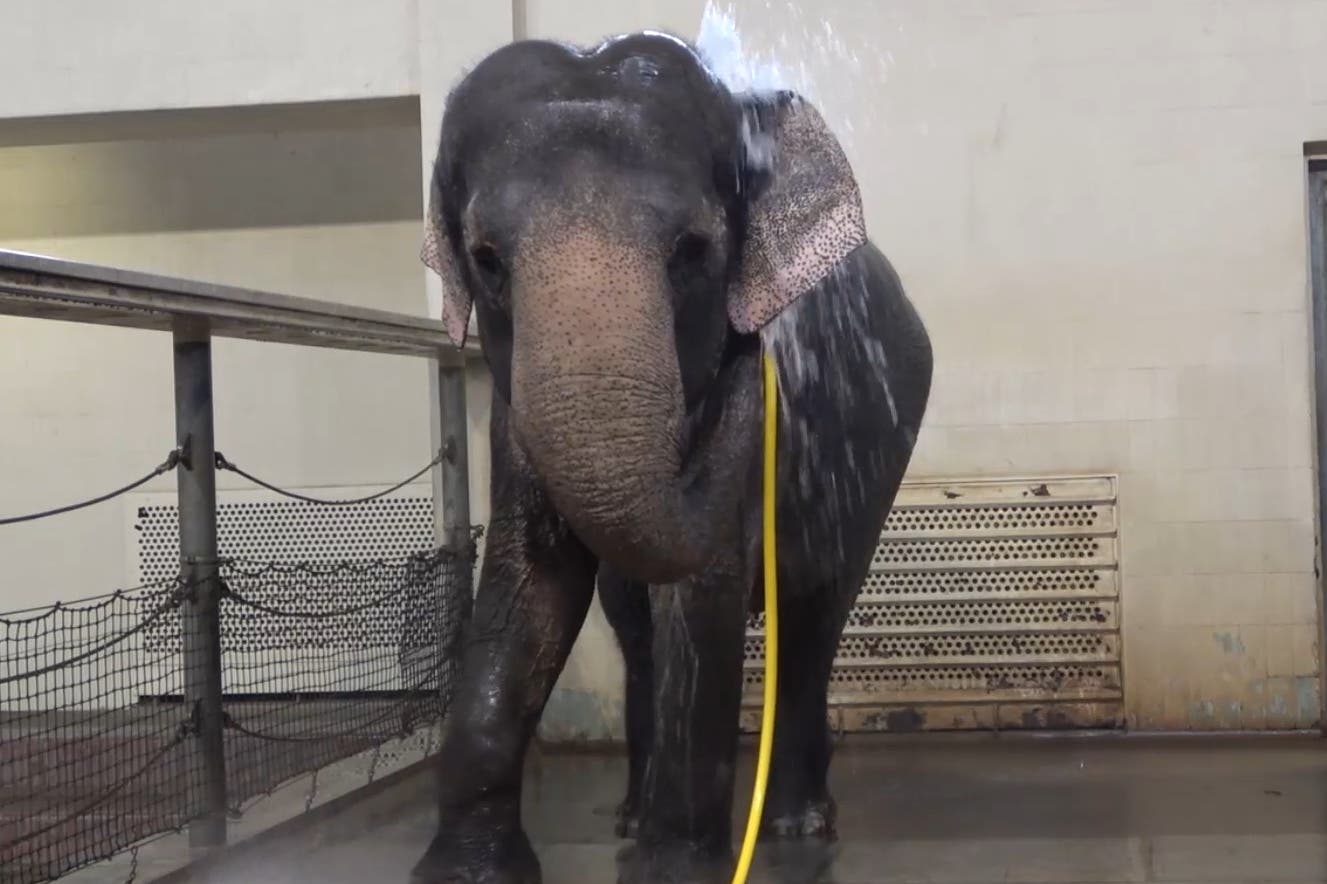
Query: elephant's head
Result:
<box><xmin>422</xmin><ymin>32</ymin><xmax>866</xmax><ymax>583</ymax></box>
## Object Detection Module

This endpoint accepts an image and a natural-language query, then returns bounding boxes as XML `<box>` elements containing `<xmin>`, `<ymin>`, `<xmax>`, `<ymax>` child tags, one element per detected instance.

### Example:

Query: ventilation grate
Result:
<box><xmin>742</xmin><ymin>475</ymin><xmax>1123</xmax><ymax>732</ymax></box>
<box><xmin>744</xmin><ymin>662</ymin><xmax>1121</xmax><ymax>701</ymax></box>
<box><xmin>871</xmin><ymin>535</ymin><xmax>1114</xmax><ymax>569</ymax></box>
<box><xmin>131</xmin><ymin>487</ymin><xmax>437</xmax><ymax>694</ymax></box>
<box><xmin>882</xmin><ymin>503</ymin><xmax>1114</xmax><ymax>538</ymax></box>
<box><xmin>745</xmin><ymin>633</ymin><xmax>1119</xmax><ymax>667</ymax></box>
<box><xmin>749</xmin><ymin>598</ymin><xmax>1117</xmax><ymax>633</ymax></box>
<box><xmin>858</xmin><ymin>568</ymin><xmax>1115</xmax><ymax>602</ymax></box>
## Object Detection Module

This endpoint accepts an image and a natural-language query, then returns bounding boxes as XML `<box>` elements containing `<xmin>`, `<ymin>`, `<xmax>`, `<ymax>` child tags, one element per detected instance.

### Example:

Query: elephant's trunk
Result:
<box><xmin>508</xmin><ymin>220</ymin><xmax>758</xmax><ymax>584</ymax></box>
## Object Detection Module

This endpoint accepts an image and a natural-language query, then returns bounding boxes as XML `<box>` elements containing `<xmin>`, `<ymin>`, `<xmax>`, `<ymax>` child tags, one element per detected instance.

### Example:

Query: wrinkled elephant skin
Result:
<box><xmin>413</xmin><ymin>31</ymin><xmax>932</xmax><ymax>884</ymax></box>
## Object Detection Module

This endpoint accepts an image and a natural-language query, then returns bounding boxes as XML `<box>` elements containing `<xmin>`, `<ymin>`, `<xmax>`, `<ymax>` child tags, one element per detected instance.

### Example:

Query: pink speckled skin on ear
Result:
<box><xmin>729</xmin><ymin>98</ymin><xmax>867</xmax><ymax>335</ymax></box>
<box><xmin>420</xmin><ymin>192</ymin><xmax>472</xmax><ymax>347</ymax></box>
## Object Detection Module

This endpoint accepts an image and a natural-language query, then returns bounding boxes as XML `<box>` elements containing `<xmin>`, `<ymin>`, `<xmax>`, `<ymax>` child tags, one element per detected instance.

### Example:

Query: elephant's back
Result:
<box><xmin>761</xmin><ymin>240</ymin><xmax>932</xmax><ymax>595</ymax></box>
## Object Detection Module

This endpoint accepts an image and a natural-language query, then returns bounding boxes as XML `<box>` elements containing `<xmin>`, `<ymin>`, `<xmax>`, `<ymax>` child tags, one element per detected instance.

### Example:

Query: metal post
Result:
<box><xmin>172</xmin><ymin>320</ymin><xmax>227</xmax><ymax>849</ymax></box>
<box><xmin>428</xmin><ymin>351</ymin><xmax>474</xmax><ymax>712</ymax></box>
<box><xmin>430</xmin><ymin>352</ymin><xmax>471</xmax><ymax>555</ymax></box>
<box><xmin>1308</xmin><ymin>162</ymin><xmax>1327</xmax><ymax>733</ymax></box>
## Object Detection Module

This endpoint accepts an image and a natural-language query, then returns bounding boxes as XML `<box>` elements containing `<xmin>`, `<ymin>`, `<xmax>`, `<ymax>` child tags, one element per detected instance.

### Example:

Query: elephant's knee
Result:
<box><xmin>435</xmin><ymin>713</ymin><xmax>529</xmax><ymax>811</ymax></box>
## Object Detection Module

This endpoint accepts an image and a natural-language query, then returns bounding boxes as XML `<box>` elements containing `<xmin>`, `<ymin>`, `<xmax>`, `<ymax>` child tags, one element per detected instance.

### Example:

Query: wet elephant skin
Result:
<box><xmin>413</xmin><ymin>31</ymin><xmax>932</xmax><ymax>884</ymax></box>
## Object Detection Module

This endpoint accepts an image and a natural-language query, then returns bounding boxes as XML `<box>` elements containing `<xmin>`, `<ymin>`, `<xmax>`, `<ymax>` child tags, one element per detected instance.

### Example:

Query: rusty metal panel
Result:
<box><xmin>741</xmin><ymin>475</ymin><xmax>1123</xmax><ymax>732</ymax></box>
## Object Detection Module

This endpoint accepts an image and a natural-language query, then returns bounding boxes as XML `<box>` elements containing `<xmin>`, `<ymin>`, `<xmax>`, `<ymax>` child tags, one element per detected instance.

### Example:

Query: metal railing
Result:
<box><xmin>0</xmin><ymin>249</ymin><xmax>479</xmax><ymax>883</ymax></box>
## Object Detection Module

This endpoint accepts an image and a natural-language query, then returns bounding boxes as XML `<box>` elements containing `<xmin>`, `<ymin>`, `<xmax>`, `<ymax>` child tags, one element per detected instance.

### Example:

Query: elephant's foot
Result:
<box><xmin>409</xmin><ymin>827</ymin><xmax>540</xmax><ymax>884</ymax></box>
<box><xmin>613</xmin><ymin>798</ymin><xmax>640</xmax><ymax>839</ymax></box>
<box><xmin>616</xmin><ymin>841</ymin><xmax>732</xmax><ymax>884</ymax></box>
<box><xmin>762</xmin><ymin>796</ymin><xmax>837</xmax><ymax>841</ymax></box>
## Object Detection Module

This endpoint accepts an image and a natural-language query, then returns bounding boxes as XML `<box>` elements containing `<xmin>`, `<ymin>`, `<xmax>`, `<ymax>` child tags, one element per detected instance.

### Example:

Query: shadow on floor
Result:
<box><xmin>163</xmin><ymin>733</ymin><xmax>1327</xmax><ymax>884</ymax></box>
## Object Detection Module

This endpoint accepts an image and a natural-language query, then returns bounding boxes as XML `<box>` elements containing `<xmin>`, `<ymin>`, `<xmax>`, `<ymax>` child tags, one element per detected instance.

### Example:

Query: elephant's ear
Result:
<box><xmin>420</xmin><ymin>176</ymin><xmax>471</xmax><ymax>348</ymax></box>
<box><xmin>729</xmin><ymin>93</ymin><xmax>867</xmax><ymax>334</ymax></box>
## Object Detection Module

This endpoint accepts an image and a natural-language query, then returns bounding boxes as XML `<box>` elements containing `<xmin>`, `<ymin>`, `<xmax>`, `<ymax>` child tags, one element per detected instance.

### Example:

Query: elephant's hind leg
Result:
<box><xmin>761</xmin><ymin>416</ymin><xmax>920</xmax><ymax>842</ymax></box>
<box><xmin>618</xmin><ymin>575</ymin><xmax>751</xmax><ymax>884</ymax></box>
<box><xmin>597</xmin><ymin>564</ymin><xmax>653</xmax><ymax>838</ymax></box>
<box><xmin>759</xmin><ymin>584</ymin><xmax>855</xmax><ymax>841</ymax></box>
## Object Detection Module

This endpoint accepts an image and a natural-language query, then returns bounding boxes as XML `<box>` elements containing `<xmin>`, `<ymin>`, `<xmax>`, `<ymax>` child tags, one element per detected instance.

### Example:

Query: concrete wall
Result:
<box><xmin>0</xmin><ymin>0</ymin><xmax>418</xmax><ymax>118</ymax></box>
<box><xmin>417</xmin><ymin>2</ymin><xmax>515</xmax><ymax>536</ymax></box>
<box><xmin>0</xmin><ymin>103</ymin><xmax>433</xmax><ymax>610</ymax></box>
<box><xmin>520</xmin><ymin>0</ymin><xmax>1327</xmax><ymax>736</ymax></box>
<box><xmin>3</xmin><ymin>0</ymin><xmax>1325</xmax><ymax>734</ymax></box>
<box><xmin>833</xmin><ymin>0</ymin><xmax>1327</xmax><ymax>733</ymax></box>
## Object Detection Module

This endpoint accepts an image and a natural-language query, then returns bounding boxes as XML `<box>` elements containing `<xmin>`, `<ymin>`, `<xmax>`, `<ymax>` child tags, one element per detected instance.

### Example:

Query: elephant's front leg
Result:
<box><xmin>620</xmin><ymin>576</ymin><xmax>750</xmax><ymax>884</ymax></box>
<box><xmin>411</xmin><ymin>435</ymin><xmax>597</xmax><ymax>884</ymax></box>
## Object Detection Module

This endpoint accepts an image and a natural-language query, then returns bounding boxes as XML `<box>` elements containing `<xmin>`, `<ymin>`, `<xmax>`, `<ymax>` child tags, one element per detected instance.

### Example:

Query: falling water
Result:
<box><xmin>695</xmin><ymin>2</ymin><xmax>906</xmax><ymax>568</ymax></box>
<box><xmin>694</xmin><ymin>3</ymin><xmax>792</xmax><ymax>94</ymax></box>
<box><xmin>694</xmin><ymin>0</ymin><xmax>897</xmax><ymax>157</ymax></box>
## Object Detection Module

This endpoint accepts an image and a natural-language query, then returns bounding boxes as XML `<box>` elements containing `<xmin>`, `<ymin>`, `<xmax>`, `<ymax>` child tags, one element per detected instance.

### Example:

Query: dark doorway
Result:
<box><xmin>1307</xmin><ymin>149</ymin><xmax>1326</xmax><ymax>732</ymax></box>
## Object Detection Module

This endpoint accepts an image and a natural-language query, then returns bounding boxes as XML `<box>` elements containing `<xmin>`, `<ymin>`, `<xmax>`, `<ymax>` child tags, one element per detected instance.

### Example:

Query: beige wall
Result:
<box><xmin>0</xmin><ymin>0</ymin><xmax>419</xmax><ymax>119</ymax></box>
<box><xmin>0</xmin><ymin>105</ymin><xmax>434</xmax><ymax>611</ymax></box>
<box><xmin>520</xmin><ymin>0</ymin><xmax>1327</xmax><ymax>735</ymax></box>
<box><xmin>418</xmin><ymin>2</ymin><xmax>515</xmax><ymax>538</ymax></box>
<box><xmin>2</xmin><ymin>0</ymin><xmax>1325</xmax><ymax>733</ymax></box>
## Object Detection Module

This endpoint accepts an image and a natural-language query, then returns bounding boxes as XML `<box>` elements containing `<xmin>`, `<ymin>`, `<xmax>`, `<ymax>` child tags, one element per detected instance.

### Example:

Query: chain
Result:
<box><xmin>213</xmin><ymin>450</ymin><xmax>442</xmax><ymax>506</ymax></box>
<box><xmin>0</xmin><ymin>726</ymin><xmax>190</xmax><ymax>854</ymax></box>
<box><xmin>304</xmin><ymin>769</ymin><xmax>320</xmax><ymax>814</ymax></box>
<box><xmin>1</xmin><ymin>535</ymin><xmax>475</xmax><ymax>884</ymax></box>
<box><xmin>0</xmin><ymin>449</ymin><xmax>180</xmax><ymax>526</ymax></box>
<box><xmin>222</xmin><ymin>570</ymin><xmax>427</xmax><ymax>619</ymax></box>
<box><xmin>0</xmin><ymin>579</ymin><xmax>192</xmax><ymax>685</ymax></box>
<box><xmin>123</xmin><ymin>847</ymin><xmax>139</xmax><ymax>884</ymax></box>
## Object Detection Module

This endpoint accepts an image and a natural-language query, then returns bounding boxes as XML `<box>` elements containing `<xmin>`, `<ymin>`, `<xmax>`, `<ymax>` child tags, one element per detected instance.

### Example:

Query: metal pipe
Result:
<box><xmin>172</xmin><ymin>320</ymin><xmax>228</xmax><ymax>849</ymax></box>
<box><xmin>0</xmin><ymin>247</ymin><xmax>486</xmax><ymax>359</ymax></box>
<box><xmin>431</xmin><ymin>352</ymin><xmax>472</xmax><ymax>557</ymax></box>
<box><xmin>429</xmin><ymin>351</ymin><xmax>474</xmax><ymax>705</ymax></box>
<box><xmin>511</xmin><ymin>0</ymin><xmax>528</xmax><ymax>40</ymax></box>
<box><xmin>1308</xmin><ymin>163</ymin><xmax>1327</xmax><ymax>734</ymax></box>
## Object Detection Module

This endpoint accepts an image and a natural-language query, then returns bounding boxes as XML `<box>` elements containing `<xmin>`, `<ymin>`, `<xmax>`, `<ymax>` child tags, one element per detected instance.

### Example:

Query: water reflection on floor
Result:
<box><xmin>190</xmin><ymin>734</ymin><xmax>1327</xmax><ymax>883</ymax></box>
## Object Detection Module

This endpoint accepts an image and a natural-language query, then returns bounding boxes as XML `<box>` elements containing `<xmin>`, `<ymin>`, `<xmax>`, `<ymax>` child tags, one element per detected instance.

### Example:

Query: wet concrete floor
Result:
<box><xmin>176</xmin><ymin>734</ymin><xmax>1327</xmax><ymax>883</ymax></box>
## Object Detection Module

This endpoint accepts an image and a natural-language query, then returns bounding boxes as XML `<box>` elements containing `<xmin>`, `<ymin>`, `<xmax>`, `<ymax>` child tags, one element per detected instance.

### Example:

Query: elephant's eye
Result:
<box><xmin>672</xmin><ymin>232</ymin><xmax>710</xmax><ymax>265</ymax></box>
<box><xmin>469</xmin><ymin>243</ymin><xmax>508</xmax><ymax>293</ymax></box>
<box><xmin>667</xmin><ymin>231</ymin><xmax>714</xmax><ymax>297</ymax></box>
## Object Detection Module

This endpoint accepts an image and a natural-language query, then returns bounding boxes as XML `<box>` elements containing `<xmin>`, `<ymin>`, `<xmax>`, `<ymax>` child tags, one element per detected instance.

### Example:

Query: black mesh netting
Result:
<box><xmin>0</xmin><ymin>538</ymin><xmax>477</xmax><ymax>884</ymax></box>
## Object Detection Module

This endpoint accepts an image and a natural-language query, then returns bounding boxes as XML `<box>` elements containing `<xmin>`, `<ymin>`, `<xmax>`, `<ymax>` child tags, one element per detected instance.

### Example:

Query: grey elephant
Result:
<box><xmin>415</xmin><ymin>30</ymin><xmax>932</xmax><ymax>884</ymax></box>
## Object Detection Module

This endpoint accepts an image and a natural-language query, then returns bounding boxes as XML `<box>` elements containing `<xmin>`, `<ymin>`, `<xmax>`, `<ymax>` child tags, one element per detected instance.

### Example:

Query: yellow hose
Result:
<box><xmin>730</xmin><ymin>351</ymin><xmax>779</xmax><ymax>884</ymax></box>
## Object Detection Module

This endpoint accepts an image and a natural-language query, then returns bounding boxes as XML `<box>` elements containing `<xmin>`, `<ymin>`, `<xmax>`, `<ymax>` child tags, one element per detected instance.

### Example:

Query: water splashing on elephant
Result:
<box><xmin>695</xmin><ymin>2</ymin><xmax>904</xmax><ymax>565</ymax></box>
<box><xmin>694</xmin><ymin>0</ymin><xmax>894</xmax><ymax>157</ymax></box>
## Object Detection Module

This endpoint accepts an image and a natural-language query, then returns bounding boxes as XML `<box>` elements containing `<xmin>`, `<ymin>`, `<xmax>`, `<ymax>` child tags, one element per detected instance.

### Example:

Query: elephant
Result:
<box><xmin>414</xmin><ymin>30</ymin><xmax>933</xmax><ymax>884</ymax></box>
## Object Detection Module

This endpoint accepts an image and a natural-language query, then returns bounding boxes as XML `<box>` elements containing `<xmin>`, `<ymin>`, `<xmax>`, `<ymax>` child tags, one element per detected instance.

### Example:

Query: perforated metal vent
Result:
<box><xmin>130</xmin><ymin>486</ymin><xmax>436</xmax><ymax>695</ymax></box>
<box><xmin>741</xmin><ymin>476</ymin><xmax>1123</xmax><ymax>733</ymax></box>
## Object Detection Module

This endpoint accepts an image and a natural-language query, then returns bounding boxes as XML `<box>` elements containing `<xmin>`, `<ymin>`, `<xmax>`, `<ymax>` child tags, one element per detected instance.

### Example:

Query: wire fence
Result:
<box><xmin>0</xmin><ymin>453</ymin><xmax>479</xmax><ymax>884</ymax></box>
